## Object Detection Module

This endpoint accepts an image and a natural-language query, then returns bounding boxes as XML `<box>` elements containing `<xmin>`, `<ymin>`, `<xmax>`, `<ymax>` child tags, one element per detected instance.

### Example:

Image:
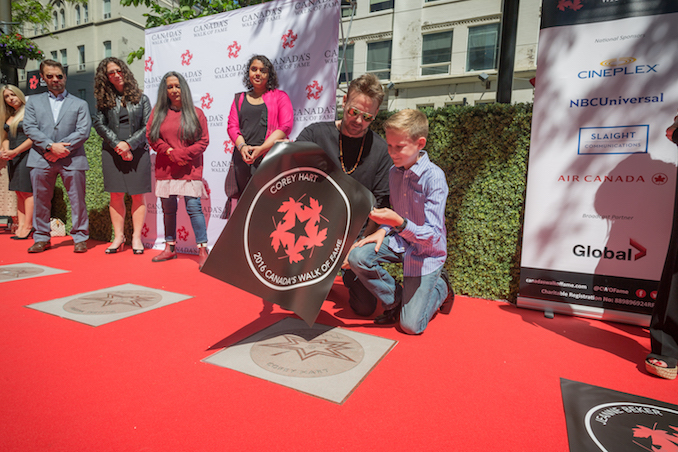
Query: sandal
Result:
<box><xmin>645</xmin><ymin>354</ymin><xmax>678</xmax><ymax>380</ymax></box>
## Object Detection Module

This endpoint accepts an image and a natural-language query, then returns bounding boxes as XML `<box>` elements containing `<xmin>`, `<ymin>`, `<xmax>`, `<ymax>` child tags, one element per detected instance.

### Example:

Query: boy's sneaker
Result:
<box><xmin>439</xmin><ymin>268</ymin><xmax>455</xmax><ymax>314</ymax></box>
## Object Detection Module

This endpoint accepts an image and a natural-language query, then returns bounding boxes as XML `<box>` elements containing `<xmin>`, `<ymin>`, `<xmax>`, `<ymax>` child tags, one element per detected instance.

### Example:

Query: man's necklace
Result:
<box><xmin>338</xmin><ymin>131</ymin><xmax>365</xmax><ymax>175</ymax></box>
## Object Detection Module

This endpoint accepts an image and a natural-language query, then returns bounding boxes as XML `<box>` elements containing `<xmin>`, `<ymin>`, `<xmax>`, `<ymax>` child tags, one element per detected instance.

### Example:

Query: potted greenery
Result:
<box><xmin>0</xmin><ymin>33</ymin><xmax>45</xmax><ymax>69</ymax></box>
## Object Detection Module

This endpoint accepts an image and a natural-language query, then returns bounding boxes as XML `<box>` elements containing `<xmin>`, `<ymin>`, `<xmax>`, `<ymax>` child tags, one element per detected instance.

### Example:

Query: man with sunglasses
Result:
<box><xmin>23</xmin><ymin>59</ymin><xmax>92</xmax><ymax>253</ymax></box>
<box><xmin>296</xmin><ymin>73</ymin><xmax>392</xmax><ymax>317</ymax></box>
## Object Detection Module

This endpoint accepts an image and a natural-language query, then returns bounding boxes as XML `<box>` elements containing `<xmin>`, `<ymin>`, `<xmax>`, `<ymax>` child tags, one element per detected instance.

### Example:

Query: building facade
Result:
<box><xmin>17</xmin><ymin>0</ymin><xmax>542</xmax><ymax>112</ymax></box>
<box><xmin>19</xmin><ymin>0</ymin><xmax>154</xmax><ymax>112</ymax></box>
<box><xmin>338</xmin><ymin>0</ymin><xmax>541</xmax><ymax>109</ymax></box>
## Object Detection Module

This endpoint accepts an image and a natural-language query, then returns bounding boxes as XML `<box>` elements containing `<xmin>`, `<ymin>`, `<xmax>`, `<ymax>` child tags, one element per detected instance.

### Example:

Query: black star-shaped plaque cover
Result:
<box><xmin>201</xmin><ymin>142</ymin><xmax>375</xmax><ymax>325</ymax></box>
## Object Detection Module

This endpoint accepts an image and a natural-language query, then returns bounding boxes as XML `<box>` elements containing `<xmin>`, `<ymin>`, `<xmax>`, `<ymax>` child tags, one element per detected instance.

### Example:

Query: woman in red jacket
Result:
<box><xmin>146</xmin><ymin>71</ymin><xmax>210</xmax><ymax>267</ymax></box>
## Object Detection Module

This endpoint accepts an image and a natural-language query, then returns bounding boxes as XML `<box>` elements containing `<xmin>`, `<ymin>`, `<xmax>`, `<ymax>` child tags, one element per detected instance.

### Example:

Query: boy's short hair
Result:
<box><xmin>383</xmin><ymin>109</ymin><xmax>429</xmax><ymax>141</ymax></box>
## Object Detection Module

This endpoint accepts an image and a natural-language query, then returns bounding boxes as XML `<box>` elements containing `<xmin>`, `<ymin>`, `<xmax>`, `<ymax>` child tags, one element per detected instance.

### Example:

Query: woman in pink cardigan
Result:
<box><xmin>227</xmin><ymin>54</ymin><xmax>293</xmax><ymax>198</ymax></box>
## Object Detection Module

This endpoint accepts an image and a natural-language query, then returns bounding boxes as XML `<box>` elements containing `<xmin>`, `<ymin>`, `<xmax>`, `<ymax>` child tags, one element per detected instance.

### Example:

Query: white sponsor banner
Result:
<box><xmin>518</xmin><ymin>3</ymin><xmax>678</xmax><ymax>323</ymax></box>
<box><xmin>141</xmin><ymin>0</ymin><xmax>340</xmax><ymax>254</ymax></box>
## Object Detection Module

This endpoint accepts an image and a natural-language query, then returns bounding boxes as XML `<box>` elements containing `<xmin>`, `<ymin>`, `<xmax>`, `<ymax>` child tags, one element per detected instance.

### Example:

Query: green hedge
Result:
<box><xmin>55</xmin><ymin>105</ymin><xmax>532</xmax><ymax>302</ymax></box>
<box><xmin>373</xmin><ymin>103</ymin><xmax>532</xmax><ymax>302</ymax></box>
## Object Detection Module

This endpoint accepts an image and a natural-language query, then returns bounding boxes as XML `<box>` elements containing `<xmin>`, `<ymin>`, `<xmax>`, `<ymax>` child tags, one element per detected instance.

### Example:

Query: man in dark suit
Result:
<box><xmin>23</xmin><ymin>59</ymin><xmax>92</xmax><ymax>253</ymax></box>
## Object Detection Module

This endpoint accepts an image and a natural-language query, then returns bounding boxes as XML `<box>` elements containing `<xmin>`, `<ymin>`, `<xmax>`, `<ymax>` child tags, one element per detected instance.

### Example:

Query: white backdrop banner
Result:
<box><xmin>518</xmin><ymin>0</ymin><xmax>678</xmax><ymax>324</ymax></box>
<box><xmin>141</xmin><ymin>0</ymin><xmax>340</xmax><ymax>255</ymax></box>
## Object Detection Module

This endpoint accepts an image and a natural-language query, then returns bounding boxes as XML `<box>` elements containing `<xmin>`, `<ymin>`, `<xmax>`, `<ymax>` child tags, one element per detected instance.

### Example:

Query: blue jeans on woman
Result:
<box><xmin>348</xmin><ymin>236</ymin><xmax>448</xmax><ymax>335</ymax></box>
<box><xmin>161</xmin><ymin>195</ymin><xmax>208</xmax><ymax>244</ymax></box>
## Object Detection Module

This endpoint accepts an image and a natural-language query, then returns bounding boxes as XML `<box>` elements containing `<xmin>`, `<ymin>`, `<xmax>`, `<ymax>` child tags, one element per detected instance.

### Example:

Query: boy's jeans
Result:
<box><xmin>348</xmin><ymin>236</ymin><xmax>448</xmax><ymax>334</ymax></box>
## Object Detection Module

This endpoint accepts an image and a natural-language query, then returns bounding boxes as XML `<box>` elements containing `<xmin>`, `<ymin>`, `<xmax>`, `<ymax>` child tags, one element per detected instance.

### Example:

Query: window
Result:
<box><xmin>103</xmin><ymin>0</ymin><xmax>111</xmax><ymax>19</ymax></box>
<box><xmin>370</xmin><ymin>0</ymin><xmax>393</xmax><ymax>12</ymax></box>
<box><xmin>78</xmin><ymin>45</ymin><xmax>85</xmax><ymax>71</ymax></box>
<box><xmin>83</xmin><ymin>4</ymin><xmax>89</xmax><ymax>23</ymax></box>
<box><xmin>60</xmin><ymin>49</ymin><xmax>67</xmax><ymax>66</ymax></box>
<box><xmin>104</xmin><ymin>41</ymin><xmax>112</xmax><ymax>58</ymax></box>
<box><xmin>51</xmin><ymin>51</ymin><xmax>58</xmax><ymax>60</ymax></box>
<box><xmin>19</xmin><ymin>69</ymin><xmax>26</xmax><ymax>82</ymax></box>
<box><xmin>76</xmin><ymin>6</ymin><xmax>81</xmax><ymax>25</ymax></box>
<box><xmin>338</xmin><ymin>44</ymin><xmax>354</xmax><ymax>84</ymax></box>
<box><xmin>367</xmin><ymin>40</ymin><xmax>391</xmax><ymax>80</ymax></box>
<box><xmin>60</xmin><ymin>9</ymin><xmax>65</xmax><ymax>29</ymax></box>
<box><xmin>341</xmin><ymin>0</ymin><xmax>354</xmax><ymax>18</ymax></box>
<box><xmin>53</xmin><ymin>12</ymin><xmax>58</xmax><ymax>31</ymax></box>
<box><xmin>467</xmin><ymin>23</ymin><xmax>499</xmax><ymax>72</ymax></box>
<box><xmin>422</xmin><ymin>31</ymin><xmax>453</xmax><ymax>76</ymax></box>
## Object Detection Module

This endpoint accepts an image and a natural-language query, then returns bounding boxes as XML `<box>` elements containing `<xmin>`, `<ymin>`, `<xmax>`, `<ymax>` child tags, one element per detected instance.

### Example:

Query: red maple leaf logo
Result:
<box><xmin>269</xmin><ymin>195</ymin><xmax>328</xmax><ymax>264</ymax></box>
<box><xmin>306</xmin><ymin>80</ymin><xmax>323</xmax><ymax>100</ymax></box>
<box><xmin>557</xmin><ymin>0</ymin><xmax>584</xmax><ymax>11</ymax></box>
<box><xmin>201</xmin><ymin>93</ymin><xmax>213</xmax><ymax>110</ymax></box>
<box><xmin>177</xmin><ymin>226</ymin><xmax>189</xmax><ymax>242</ymax></box>
<box><xmin>144</xmin><ymin>57</ymin><xmax>154</xmax><ymax>72</ymax></box>
<box><xmin>227</xmin><ymin>41</ymin><xmax>241</xmax><ymax>59</ymax></box>
<box><xmin>142</xmin><ymin>223</ymin><xmax>149</xmax><ymax>238</ymax></box>
<box><xmin>633</xmin><ymin>424</ymin><xmax>678</xmax><ymax>451</ymax></box>
<box><xmin>281</xmin><ymin>29</ymin><xmax>298</xmax><ymax>49</ymax></box>
<box><xmin>223</xmin><ymin>140</ymin><xmax>234</xmax><ymax>154</ymax></box>
<box><xmin>29</xmin><ymin>75</ymin><xmax>39</xmax><ymax>90</ymax></box>
<box><xmin>181</xmin><ymin>50</ymin><xmax>193</xmax><ymax>66</ymax></box>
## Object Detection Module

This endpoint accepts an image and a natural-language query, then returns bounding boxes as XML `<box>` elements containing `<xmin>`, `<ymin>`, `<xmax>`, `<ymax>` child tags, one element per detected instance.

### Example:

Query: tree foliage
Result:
<box><xmin>11</xmin><ymin>0</ymin><xmax>87</xmax><ymax>35</ymax></box>
<box><xmin>120</xmin><ymin>0</ymin><xmax>270</xmax><ymax>63</ymax></box>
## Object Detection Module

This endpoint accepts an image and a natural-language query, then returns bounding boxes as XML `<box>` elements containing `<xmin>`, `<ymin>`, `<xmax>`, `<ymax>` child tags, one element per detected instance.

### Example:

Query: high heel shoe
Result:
<box><xmin>11</xmin><ymin>227</ymin><xmax>34</xmax><ymax>240</ymax></box>
<box><xmin>133</xmin><ymin>248</ymin><xmax>144</xmax><ymax>255</ymax></box>
<box><xmin>105</xmin><ymin>238</ymin><xmax>126</xmax><ymax>254</ymax></box>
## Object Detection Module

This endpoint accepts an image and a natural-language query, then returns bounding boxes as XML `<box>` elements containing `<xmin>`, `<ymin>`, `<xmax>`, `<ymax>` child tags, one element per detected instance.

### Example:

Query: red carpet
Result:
<box><xmin>1</xmin><ymin>232</ymin><xmax>677</xmax><ymax>451</ymax></box>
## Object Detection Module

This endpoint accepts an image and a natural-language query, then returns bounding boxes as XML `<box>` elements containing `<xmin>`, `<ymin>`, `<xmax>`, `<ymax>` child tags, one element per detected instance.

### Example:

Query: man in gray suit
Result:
<box><xmin>23</xmin><ymin>59</ymin><xmax>92</xmax><ymax>253</ymax></box>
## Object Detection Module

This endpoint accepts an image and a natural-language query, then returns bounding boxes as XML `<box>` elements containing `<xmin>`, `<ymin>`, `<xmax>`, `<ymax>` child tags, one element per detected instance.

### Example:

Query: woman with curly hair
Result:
<box><xmin>226</xmin><ymin>54</ymin><xmax>293</xmax><ymax>208</ymax></box>
<box><xmin>146</xmin><ymin>71</ymin><xmax>210</xmax><ymax>267</ymax></box>
<box><xmin>0</xmin><ymin>84</ymin><xmax>33</xmax><ymax>239</ymax></box>
<box><xmin>93</xmin><ymin>57</ymin><xmax>152</xmax><ymax>254</ymax></box>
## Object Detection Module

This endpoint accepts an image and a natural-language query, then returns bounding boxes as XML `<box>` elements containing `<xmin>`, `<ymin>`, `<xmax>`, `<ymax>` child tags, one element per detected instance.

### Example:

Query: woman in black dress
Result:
<box><xmin>93</xmin><ymin>57</ymin><xmax>152</xmax><ymax>254</ymax></box>
<box><xmin>0</xmin><ymin>84</ymin><xmax>34</xmax><ymax>239</ymax></box>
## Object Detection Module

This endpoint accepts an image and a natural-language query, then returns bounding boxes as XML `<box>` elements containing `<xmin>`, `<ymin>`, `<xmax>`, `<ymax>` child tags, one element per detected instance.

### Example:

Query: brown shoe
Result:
<box><xmin>152</xmin><ymin>243</ymin><xmax>177</xmax><ymax>262</ymax></box>
<box><xmin>28</xmin><ymin>241</ymin><xmax>51</xmax><ymax>253</ymax></box>
<box><xmin>74</xmin><ymin>241</ymin><xmax>88</xmax><ymax>253</ymax></box>
<box><xmin>198</xmin><ymin>247</ymin><xmax>209</xmax><ymax>269</ymax></box>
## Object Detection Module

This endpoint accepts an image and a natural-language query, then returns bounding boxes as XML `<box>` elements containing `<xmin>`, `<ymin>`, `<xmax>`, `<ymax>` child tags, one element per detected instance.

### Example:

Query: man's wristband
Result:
<box><xmin>46</xmin><ymin>144</ymin><xmax>52</xmax><ymax>152</ymax></box>
<box><xmin>393</xmin><ymin>218</ymin><xmax>407</xmax><ymax>233</ymax></box>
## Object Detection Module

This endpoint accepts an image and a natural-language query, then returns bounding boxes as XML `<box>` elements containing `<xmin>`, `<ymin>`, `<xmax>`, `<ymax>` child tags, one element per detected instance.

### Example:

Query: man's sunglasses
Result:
<box><xmin>346</xmin><ymin>106</ymin><xmax>375</xmax><ymax>122</ymax></box>
<box><xmin>44</xmin><ymin>74</ymin><xmax>64</xmax><ymax>80</ymax></box>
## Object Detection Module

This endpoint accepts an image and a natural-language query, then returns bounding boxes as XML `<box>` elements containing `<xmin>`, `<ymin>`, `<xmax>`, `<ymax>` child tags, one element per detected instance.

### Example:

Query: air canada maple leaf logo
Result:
<box><xmin>557</xmin><ymin>0</ymin><xmax>584</xmax><ymax>11</ymax></box>
<box><xmin>144</xmin><ymin>57</ymin><xmax>154</xmax><ymax>72</ymax></box>
<box><xmin>270</xmin><ymin>195</ymin><xmax>328</xmax><ymax>264</ymax></box>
